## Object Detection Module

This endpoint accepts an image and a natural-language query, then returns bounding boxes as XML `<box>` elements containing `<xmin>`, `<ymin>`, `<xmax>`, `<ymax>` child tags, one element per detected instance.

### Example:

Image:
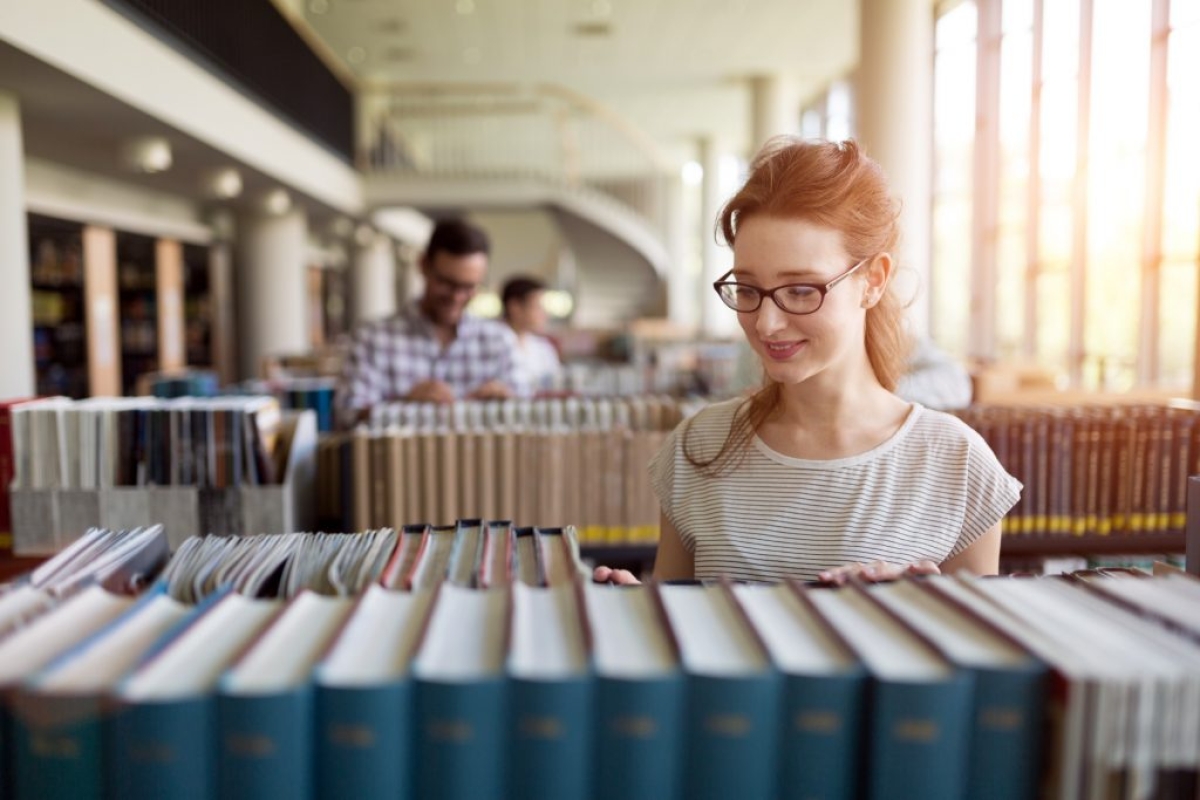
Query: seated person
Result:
<box><xmin>501</xmin><ymin>275</ymin><xmax>562</xmax><ymax>396</ymax></box>
<box><xmin>336</xmin><ymin>218</ymin><xmax>516</xmax><ymax>426</ymax></box>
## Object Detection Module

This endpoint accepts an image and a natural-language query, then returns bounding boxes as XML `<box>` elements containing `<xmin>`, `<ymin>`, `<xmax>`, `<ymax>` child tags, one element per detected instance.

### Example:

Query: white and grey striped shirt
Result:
<box><xmin>649</xmin><ymin>398</ymin><xmax>1021</xmax><ymax>583</ymax></box>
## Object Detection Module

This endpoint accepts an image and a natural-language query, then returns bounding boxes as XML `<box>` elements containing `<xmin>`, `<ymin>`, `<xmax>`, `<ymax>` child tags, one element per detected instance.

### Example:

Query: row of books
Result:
<box><xmin>6</xmin><ymin>396</ymin><xmax>283</xmax><ymax>490</ymax></box>
<box><xmin>6</xmin><ymin>411</ymin><xmax>317</xmax><ymax>556</ymax></box>
<box><xmin>6</xmin><ymin>555</ymin><xmax>1200</xmax><ymax>799</ymax></box>
<box><xmin>159</xmin><ymin>521</ymin><xmax>586</xmax><ymax>604</ymax></box>
<box><xmin>317</xmin><ymin>430</ymin><xmax>666</xmax><ymax>543</ymax></box>
<box><xmin>364</xmin><ymin>395</ymin><xmax>694</xmax><ymax>434</ymax></box>
<box><xmin>957</xmin><ymin>403</ymin><xmax>1200</xmax><ymax>537</ymax></box>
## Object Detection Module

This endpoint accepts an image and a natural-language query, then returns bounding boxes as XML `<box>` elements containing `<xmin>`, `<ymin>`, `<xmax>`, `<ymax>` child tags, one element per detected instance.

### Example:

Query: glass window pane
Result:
<box><xmin>1084</xmin><ymin>0</ymin><xmax>1149</xmax><ymax>390</ymax></box>
<box><xmin>997</xmin><ymin>22</ymin><xmax>1033</xmax><ymax>358</ymax></box>
<box><xmin>1159</xmin><ymin>260</ymin><xmax>1197</xmax><ymax>389</ymax></box>
<box><xmin>932</xmin><ymin>1</ymin><xmax>977</xmax><ymax>359</ymax></box>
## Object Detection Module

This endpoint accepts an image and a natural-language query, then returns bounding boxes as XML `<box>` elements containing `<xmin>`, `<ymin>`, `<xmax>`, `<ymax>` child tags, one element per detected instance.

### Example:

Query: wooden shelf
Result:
<box><xmin>0</xmin><ymin>556</ymin><xmax>47</xmax><ymax>583</ymax></box>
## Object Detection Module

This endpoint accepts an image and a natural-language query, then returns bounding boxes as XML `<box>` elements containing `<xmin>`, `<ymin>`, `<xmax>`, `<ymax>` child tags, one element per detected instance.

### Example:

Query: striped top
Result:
<box><xmin>648</xmin><ymin>398</ymin><xmax>1021</xmax><ymax>583</ymax></box>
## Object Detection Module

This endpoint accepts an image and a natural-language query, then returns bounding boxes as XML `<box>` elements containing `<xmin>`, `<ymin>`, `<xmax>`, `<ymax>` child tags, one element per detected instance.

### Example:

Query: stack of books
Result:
<box><xmin>4</xmin><ymin>518</ymin><xmax>1200</xmax><ymax>799</ymax></box>
<box><xmin>321</xmin><ymin>397</ymin><xmax>695</xmax><ymax>543</ymax></box>
<box><xmin>956</xmin><ymin>403</ymin><xmax>1200</xmax><ymax>538</ymax></box>
<box><xmin>4</xmin><ymin>399</ymin><xmax>316</xmax><ymax>554</ymax></box>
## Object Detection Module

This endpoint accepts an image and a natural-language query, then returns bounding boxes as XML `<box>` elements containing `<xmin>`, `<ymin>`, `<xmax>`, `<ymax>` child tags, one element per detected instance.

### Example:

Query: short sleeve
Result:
<box><xmin>647</xmin><ymin>422</ymin><xmax>683</xmax><ymax>532</ymax></box>
<box><xmin>951</xmin><ymin>429</ymin><xmax>1023</xmax><ymax>556</ymax></box>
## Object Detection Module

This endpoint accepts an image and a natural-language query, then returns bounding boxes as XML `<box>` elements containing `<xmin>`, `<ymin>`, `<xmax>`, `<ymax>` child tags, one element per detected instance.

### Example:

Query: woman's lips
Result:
<box><xmin>761</xmin><ymin>340</ymin><xmax>806</xmax><ymax>361</ymax></box>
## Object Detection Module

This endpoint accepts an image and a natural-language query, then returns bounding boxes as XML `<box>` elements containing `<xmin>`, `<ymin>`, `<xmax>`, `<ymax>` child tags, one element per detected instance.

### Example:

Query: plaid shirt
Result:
<box><xmin>337</xmin><ymin>303</ymin><xmax>520</xmax><ymax>423</ymax></box>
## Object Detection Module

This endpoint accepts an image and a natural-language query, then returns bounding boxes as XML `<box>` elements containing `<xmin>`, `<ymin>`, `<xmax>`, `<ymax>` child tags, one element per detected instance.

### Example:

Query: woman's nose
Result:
<box><xmin>754</xmin><ymin>298</ymin><xmax>789</xmax><ymax>337</ymax></box>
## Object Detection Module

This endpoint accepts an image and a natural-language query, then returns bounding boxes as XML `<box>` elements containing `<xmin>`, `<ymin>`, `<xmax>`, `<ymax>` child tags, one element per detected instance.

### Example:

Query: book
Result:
<box><xmin>11</xmin><ymin>588</ymin><xmax>192</xmax><ymax>800</ymax></box>
<box><xmin>658</xmin><ymin>582</ymin><xmax>781</xmax><ymax>800</ymax></box>
<box><xmin>807</xmin><ymin>584</ymin><xmax>973</xmax><ymax>800</ymax></box>
<box><xmin>313</xmin><ymin>585</ymin><xmax>435</xmax><ymax>800</ymax></box>
<box><xmin>869</xmin><ymin>578</ymin><xmax>1047</xmax><ymax>800</ymax></box>
<box><xmin>411</xmin><ymin>584</ymin><xmax>511</xmax><ymax>800</ymax></box>
<box><xmin>216</xmin><ymin>592</ymin><xmax>354</xmax><ymax>800</ymax></box>
<box><xmin>733</xmin><ymin>581</ymin><xmax>866</xmax><ymax>800</ymax></box>
<box><xmin>507</xmin><ymin>582</ymin><xmax>591</xmax><ymax>800</ymax></box>
<box><xmin>584</xmin><ymin>582</ymin><xmax>685</xmax><ymax>800</ymax></box>
<box><xmin>112</xmin><ymin>591</ymin><xmax>282</xmax><ymax>800</ymax></box>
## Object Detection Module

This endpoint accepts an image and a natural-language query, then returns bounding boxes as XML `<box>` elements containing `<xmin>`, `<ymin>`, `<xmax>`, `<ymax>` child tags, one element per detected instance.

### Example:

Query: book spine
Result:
<box><xmin>13</xmin><ymin>693</ymin><xmax>104</xmax><ymax>800</ymax></box>
<box><xmin>592</xmin><ymin>676</ymin><xmax>685</xmax><ymax>800</ymax></box>
<box><xmin>216</xmin><ymin>690</ymin><xmax>313</xmax><ymax>800</ymax></box>
<box><xmin>508</xmin><ymin>677</ymin><xmax>591</xmax><ymax>800</ymax></box>
<box><xmin>108</xmin><ymin>697</ymin><xmax>214</xmax><ymax>800</ymax></box>
<box><xmin>415</xmin><ymin>678</ymin><xmax>507</xmax><ymax>800</ymax></box>
<box><xmin>0</xmin><ymin>404</ymin><xmax>14</xmax><ymax>554</ymax></box>
<box><xmin>776</xmin><ymin>672</ymin><xmax>865</xmax><ymax>800</ymax></box>
<box><xmin>684</xmin><ymin>673</ymin><xmax>781</xmax><ymax>800</ymax></box>
<box><xmin>964</xmin><ymin>667</ymin><xmax>1046</xmax><ymax>800</ymax></box>
<box><xmin>866</xmin><ymin>674</ymin><xmax>973</xmax><ymax>800</ymax></box>
<box><xmin>315</xmin><ymin>683</ymin><xmax>411</xmax><ymax>800</ymax></box>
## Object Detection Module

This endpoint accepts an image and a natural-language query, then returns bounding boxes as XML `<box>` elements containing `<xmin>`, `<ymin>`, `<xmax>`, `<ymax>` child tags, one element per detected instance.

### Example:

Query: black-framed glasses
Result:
<box><xmin>712</xmin><ymin>256</ymin><xmax>871</xmax><ymax>315</ymax></box>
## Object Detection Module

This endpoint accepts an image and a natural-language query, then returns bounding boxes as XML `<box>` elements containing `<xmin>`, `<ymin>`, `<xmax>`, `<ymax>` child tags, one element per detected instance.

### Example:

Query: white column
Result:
<box><xmin>663</xmin><ymin>171</ymin><xmax>696</xmax><ymax>329</ymax></box>
<box><xmin>0</xmin><ymin>93</ymin><xmax>34</xmax><ymax>397</ymax></box>
<box><xmin>698</xmin><ymin>137</ymin><xmax>735</xmax><ymax>337</ymax></box>
<box><xmin>748</xmin><ymin>74</ymin><xmax>799</xmax><ymax>156</ymax></box>
<box><xmin>349</xmin><ymin>232</ymin><xmax>398</xmax><ymax>325</ymax></box>
<box><xmin>856</xmin><ymin>0</ymin><xmax>935</xmax><ymax>336</ymax></box>
<box><xmin>235</xmin><ymin>209</ymin><xmax>308</xmax><ymax>380</ymax></box>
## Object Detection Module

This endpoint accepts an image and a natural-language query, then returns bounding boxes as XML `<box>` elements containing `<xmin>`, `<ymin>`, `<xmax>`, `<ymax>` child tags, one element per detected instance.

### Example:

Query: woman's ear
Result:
<box><xmin>860</xmin><ymin>252</ymin><xmax>893</xmax><ymax>309</ymax></box>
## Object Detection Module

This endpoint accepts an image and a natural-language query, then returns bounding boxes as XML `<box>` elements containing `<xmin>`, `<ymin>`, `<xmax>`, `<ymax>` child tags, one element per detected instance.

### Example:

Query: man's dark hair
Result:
<box><xmin>501</xmin><ymin>276</ymin><xmax>547</xmax><ymax>318</ymax></box>
<box><xmin>425</xmin><ymin>218</ymin><xmax>490</xmax><ymax>260</ymax></box>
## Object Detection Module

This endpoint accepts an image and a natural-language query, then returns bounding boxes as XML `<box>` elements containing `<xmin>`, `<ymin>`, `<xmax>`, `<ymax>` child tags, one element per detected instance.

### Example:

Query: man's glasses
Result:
<box><xmin>712</xmin><ymin>256</ymin><xmax>871</xmax><ymax>316</ymax></box>
<box><xmin>429</xmin><ymin>271</ymin><xmax>481</xmax><ymax>295</ymax></box>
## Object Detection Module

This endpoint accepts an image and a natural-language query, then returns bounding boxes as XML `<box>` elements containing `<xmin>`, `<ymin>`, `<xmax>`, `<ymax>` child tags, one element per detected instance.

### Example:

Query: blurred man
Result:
<box><xmin>336</xmin><ymin>218</ymin><xmax>516</xmax><ymax>426</ymax></box>
<box><xmin>501</xmin><ymin>275</ymin><xmax>561</xmax><ymax>396</ymax></box>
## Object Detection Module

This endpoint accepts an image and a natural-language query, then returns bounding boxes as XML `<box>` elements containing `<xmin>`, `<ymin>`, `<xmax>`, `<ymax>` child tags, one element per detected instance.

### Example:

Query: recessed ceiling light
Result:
<box><xmin>456</xmin><ymin>0</ymin><xmax>476</xmax><ymax>14</ymax></box>
<box><xmin>120</xmin><ymin>136</ymin><xmax>173</xmax><ymax>174</ymax></box>
<box><xmin>263</xmin><ymin>189</ymin><xmax>292</xmax><ymax>216</ymax></box>
<box><xmin>205</xmin><ymin>167</ymin><xmax>243</xmax><ymax>199</ymax></box>
<box><xmin>347</xmin><ymin>46</ymin><xmax>367</xmax><ymax>64</ymax></box>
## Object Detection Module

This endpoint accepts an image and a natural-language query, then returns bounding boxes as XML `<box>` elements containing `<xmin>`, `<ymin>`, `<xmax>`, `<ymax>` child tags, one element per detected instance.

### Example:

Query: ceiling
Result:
<box><xmin>284</xmin><ymin>0</ymin><xmax>860</xmax><ymax>164</ymax></box>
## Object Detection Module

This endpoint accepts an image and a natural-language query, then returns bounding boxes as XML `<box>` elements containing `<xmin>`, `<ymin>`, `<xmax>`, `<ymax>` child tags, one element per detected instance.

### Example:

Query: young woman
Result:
<box><xmin>595</xmin><ymin>138</ymin><xmax>1020</xmax><ymax>586</ymax></box>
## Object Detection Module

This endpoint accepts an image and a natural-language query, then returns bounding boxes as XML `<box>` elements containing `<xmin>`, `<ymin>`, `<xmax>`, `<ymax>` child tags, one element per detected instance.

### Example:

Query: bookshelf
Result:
<box><xmin>28</xmin><ymin>214</ymin><xmax>89</xmax><ymax>399</ymax></box>
<box><xmin>116</xmin><ymin>232</ymin><xmax>159</xmax><ymax>396</ymax></box>
<box><xmin>183</xmin><ymin>243</ymin><xmax>213</xmax><ymax>369</ymax></box>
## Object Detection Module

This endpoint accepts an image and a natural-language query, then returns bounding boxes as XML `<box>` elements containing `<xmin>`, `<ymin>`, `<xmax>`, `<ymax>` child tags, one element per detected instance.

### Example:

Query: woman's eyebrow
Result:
<box><xmin>732</xmin><ymin>268</ymin><xmax>820</xmax><ymax>281</ymax></box>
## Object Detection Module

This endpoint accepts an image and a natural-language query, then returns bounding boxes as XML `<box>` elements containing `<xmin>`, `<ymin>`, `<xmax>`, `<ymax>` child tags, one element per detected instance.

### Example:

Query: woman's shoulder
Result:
<box><xmin>684</xmin><ymin>397</ymin><xmax>746</xmax><ymax>434</ymax></box>
<box><xmin>907</xmin><ymin>405</ymin><xmax>992</xmax><ymax>453</ymax></box>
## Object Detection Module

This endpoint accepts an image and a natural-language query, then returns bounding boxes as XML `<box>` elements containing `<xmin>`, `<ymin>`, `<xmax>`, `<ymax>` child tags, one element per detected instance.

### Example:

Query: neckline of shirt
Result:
<box><xmin>751</xmin><ymin>402</ymin><xmax>925</xmax><ymax>470</ymax></box>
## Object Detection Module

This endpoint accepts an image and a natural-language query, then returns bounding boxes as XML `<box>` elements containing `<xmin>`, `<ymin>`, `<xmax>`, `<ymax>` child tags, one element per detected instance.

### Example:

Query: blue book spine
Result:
<box><xmin>314</xmin><ymin>682</ymin><xmax>411</xmax><ymax>800</ymax></box>
<box><xmin>592</xmin><ymin>675</ymin><xmax>685</xmax><ymax>800</ymax></box>
<box><xmin>777</xmin><ymin>672</ymin><xmax>866</xmax><ymax>800</ymax></box>
<box><xmin>107</xmin><ymin>697</ymin><xmax>215</xmax><ymax>800</ymax></box>
<box><xmin>966</xmin><ymin>666</ymin><xmax>1046</xmax><ymax>800</ymax></box>
<box><xmin>13</xmin><ymin>693</ymin><xmax>104</xmax><ymax>800</ymax></box>
<box><xmin>684</xmin><ymin>672</ymin><xmax>782</xmax><ymax>800</ymax></box>
<box><xmin>415</xmin><ymin>678</ymin><xmax>507</xmax><ymax>800</ymax></box>
<box><xmin>2</xmin><ymin>701</ymin><xmax>12</xmax><ymax>800</ymax></box>
<box><xmin>867</xmin><ymin>674</ymin><xmax>973</xmax><ymax>800</ymax></box>
<box><xmin>508</xmin><ymin>677</ymin><xmax>592</xmax><ymax>800</ymax></box>
<box><xmin>216</xmin><ymin>689</ymin><xmax>312</xmax><ymax>800</ymax></box>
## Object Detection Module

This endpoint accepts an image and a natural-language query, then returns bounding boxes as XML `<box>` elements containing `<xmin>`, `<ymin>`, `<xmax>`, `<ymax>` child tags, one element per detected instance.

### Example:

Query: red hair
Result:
<box><xmin>685</xmin><ymin>137</ymin><xmax>913</xmax><ymax>473</ymax></box>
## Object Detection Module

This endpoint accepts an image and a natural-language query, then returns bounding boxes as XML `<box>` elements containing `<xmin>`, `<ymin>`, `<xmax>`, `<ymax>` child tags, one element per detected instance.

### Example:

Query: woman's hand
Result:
<box><xmin>817</xmin><ymin>559</ymin><xmax>940</xmax><ymax>585</ymax></box>
<box><xmin>593</xmin><ymin>565</ymin><xmax>642</xmax><ymax>585</ymax></box>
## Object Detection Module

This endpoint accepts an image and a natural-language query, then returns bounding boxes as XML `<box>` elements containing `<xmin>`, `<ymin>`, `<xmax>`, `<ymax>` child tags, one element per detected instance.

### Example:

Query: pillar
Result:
<box><xmin>856</xmin><ymin>0</ymin><xmax>935</xmax><ymax>336</ymax></box>
<box><xmin>0</xmin><ymin>93</ymin><xmax>34</xmax><ymax>397</ymax></box>
<box><xmin>235</xmin><ymin>208</ymin><xmax>309</xmax><ymax>380</ymax></box>
<box><xmin>349</xmin><ymin>231</ymin><xmax>398</xmax><ymax>325</ymax></box>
